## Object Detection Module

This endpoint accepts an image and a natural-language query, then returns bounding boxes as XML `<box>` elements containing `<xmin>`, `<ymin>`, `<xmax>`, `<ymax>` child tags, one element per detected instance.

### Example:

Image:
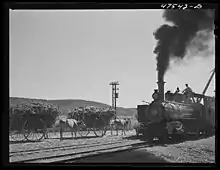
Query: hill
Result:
<box><xmin>9</xmin><ymin>97</ymin><xmax>137</xmax><ymax>118</ymax></box>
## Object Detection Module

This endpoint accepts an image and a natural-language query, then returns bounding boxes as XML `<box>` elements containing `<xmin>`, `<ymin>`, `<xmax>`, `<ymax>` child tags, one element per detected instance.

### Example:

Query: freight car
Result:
<box><xmin>136</xmin><ymin>69</ymin><xmax>215</xmax><ymax>142</ymax></box>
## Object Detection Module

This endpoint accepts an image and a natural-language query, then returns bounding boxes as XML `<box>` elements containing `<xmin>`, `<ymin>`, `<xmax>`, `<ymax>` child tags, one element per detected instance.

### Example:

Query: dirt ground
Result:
<box><xmin>74</xmin><ymin>136</ymin><xmax>215</xmax><ymax>163</ymax></box>
<box><xmin>9</xmin><ymin>130</ymin><xmax>215</xmax><ymax>163</ymax></box>
<box><xmin>9</xmin><ymin>130</ymin><xmax>136</xmax><ymax>153</ymax></box>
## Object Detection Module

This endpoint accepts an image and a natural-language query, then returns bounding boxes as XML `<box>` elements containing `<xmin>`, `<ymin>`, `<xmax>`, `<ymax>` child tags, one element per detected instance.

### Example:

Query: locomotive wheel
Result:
<box><xmin>158</xmin><ymin>133</ymin><xmax>169</xmax><ymax>143</ymax></box>
<box><xmin>147</xmin><ymin>122</ymin><xmax>169</xmax><ymax>144</ymax></box>
<box><xmin>135</xmin><ymin>128</ymin><xmax>140</xmax><ymax>137</ymax></box>
<box><xmin>145</xmin><ymin>133</ymin><xmax>154</xmax><ymax>144</ymax></box>
<box><xmin>23</xmin><ymin>120</ymin><xmax>45</xmax><ymax>142</ymax></box>
<box><xmin>195</xmin><ymin>126</ymin><xmax>201</xmax><ymax>139</ymax></box>
<box><xmin>172</xmin><ymin>134</ymin><xmax>185</xmax><ymax>142</ymax></box>
<box><xmin>201</xmin><ymin>123</ymin><xmax>215</xmax><ymax>137</ymax></box>
<box><xmin>78</xmin><ymin>125</ymin><xmax>90</xmax><ymax>137</ymax></box>
<box><xmin>202</xmin><ymin>129</ymin><xmax>213</xmax><ymax>137</ymax></box>
<box><xmin>93</xmin><ymin>117</ymin><xmax>107</xmax><ymax>137</ymax></box>
<box><xmin>143</xmin><ymin>128</ymin><xmax>154</xmax><ymax>143</ymax></box>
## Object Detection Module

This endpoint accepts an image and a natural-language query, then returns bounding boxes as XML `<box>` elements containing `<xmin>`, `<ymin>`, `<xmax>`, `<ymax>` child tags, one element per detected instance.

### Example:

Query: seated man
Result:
<box><xmin>173</xmin><ymin>87</ymin><xmax>183</xmax><ymax>102</ymax></box>
<box><xmin>175</xmin><ymin>87</ymin><xmax>180</xmax><ymax>94</ymax></box>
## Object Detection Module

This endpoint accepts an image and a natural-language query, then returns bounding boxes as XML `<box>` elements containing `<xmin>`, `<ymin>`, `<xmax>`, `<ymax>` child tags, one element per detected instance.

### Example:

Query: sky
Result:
<box><xmin>9</xmin><ymin>9</ymin><xmax>215</xmax><ymax>108</ymax></box>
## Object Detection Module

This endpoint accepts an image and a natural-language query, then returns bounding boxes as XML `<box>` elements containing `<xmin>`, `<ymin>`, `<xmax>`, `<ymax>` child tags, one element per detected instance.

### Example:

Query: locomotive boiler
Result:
<box><xmin>136</xmin><ymin>70</ymin><xmax>215</xmax><ymax>142</ymax></box>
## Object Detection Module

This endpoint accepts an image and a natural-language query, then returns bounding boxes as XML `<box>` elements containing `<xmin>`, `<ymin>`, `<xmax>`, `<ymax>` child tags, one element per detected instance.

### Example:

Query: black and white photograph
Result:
<box><xmin>8</xmin><ymin>3</ymin><xmax>215</xmax><ymax>164</ymax></box>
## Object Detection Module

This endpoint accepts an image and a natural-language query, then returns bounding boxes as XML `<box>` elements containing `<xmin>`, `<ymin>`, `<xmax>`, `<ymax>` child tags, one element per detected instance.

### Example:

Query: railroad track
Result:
<box><xmin>64</xmin><ymin>142</ymin><xmax>151</xmax><ymax>163</ymax></box>
<box><xmin>10</xmin><ymin>132</ymin><xmax>130</xmax><ymax>156</ymax></box>
<box><xmin>11</xmin><ymin>140</ymin><xmax>149</xmax><ymax>163</ymax></box>
<box><xmin>10</xmin><ymin>139</ymin><xmax>125</xmax><ymax>157</ymax></box>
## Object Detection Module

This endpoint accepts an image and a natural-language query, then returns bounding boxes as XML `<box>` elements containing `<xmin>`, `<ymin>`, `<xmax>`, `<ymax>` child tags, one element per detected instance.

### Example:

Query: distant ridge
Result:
<box><xmin>9</xmin><ymin>97</ymin><xmax>137</xmax><ymax>118</ymax></box>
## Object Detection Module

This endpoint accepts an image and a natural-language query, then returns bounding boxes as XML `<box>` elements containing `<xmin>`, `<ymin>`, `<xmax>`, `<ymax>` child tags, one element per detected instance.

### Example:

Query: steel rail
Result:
<box><xmin>10</xmin><ymin>131</ymin><xmax>132</xmax><ymax>155</ymax></box>
<box><xmin>11</xmin><ymin>141</ymin><xmax>147</xmax><ymax>163</ymax></box>
<box><xmin>64</xmin><ymin>142</ymin><xmax>150</xmax><ymax>163</ymax></box>
<box><xmin>10</xmin><ymin>138</ymin><xmax>125</xmax><ymax>157</ymax></box>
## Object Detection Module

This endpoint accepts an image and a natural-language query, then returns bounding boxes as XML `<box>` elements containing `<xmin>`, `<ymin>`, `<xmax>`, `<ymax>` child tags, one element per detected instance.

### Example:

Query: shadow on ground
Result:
<box><xmin>54</xmin><ymin>135</ymin><xmax>100</xmax><ymax>140</ymax></box>
<box><xmin>9</xmin><ymin>140</ymin><xmax>42</xmax><ymax>144</ymax></box>
<box><xmin>123</xmin><ymin>133</ymin><xmax>215</xmax><ymax>146</ymax></box>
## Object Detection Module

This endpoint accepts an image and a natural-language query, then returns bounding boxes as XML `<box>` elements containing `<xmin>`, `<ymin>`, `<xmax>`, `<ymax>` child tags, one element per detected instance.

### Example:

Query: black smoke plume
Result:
<box><xmin>154</xmin><ymin>9</ymin><xmax>215</xmax><ymax>81</ymax></box>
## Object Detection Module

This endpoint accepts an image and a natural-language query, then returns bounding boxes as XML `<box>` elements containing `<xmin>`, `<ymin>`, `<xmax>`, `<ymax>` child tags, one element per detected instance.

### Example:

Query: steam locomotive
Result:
<box><xmin>136</xmin><ymin>70</ymin><xmax>215</xmax><ymax>142</ymax></box>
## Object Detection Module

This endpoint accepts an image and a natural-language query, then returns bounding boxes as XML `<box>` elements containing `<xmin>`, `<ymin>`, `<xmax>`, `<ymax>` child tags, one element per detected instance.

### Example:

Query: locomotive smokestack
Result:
<box><xmin>157</xmin><ymin>72</ymin><xmax>165</xmax><ymax>101</ymax></box>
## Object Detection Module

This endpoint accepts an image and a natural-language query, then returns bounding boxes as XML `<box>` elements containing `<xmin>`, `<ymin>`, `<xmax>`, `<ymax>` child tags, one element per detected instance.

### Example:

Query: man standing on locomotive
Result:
<box><xmin>182</xmin><ymin>84</ymin><xmax>193</xmax><ymax>103</ymax></box>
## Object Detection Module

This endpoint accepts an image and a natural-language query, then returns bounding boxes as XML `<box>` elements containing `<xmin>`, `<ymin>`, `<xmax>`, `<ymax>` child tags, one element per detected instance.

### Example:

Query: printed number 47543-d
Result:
<box><xmin>161</xmin><ymin>4</ymin><xmax>202</xmax><ymax>10</ymax></box>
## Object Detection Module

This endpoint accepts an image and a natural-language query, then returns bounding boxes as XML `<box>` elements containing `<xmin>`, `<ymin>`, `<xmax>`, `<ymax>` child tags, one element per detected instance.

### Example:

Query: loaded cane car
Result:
<box><xmin>9</xmin><ymin>102</ymin><xmax>61</xmax><ymax>142</ymax></box>
<box><xmin>67</xmin><ymin>106</ymin><xmax>115</xmax><ymax>137</ymax></box>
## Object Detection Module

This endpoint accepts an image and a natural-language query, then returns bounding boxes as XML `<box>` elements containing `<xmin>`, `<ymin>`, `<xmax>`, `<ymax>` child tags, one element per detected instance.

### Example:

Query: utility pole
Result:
<box><xmin>109</xmin><ymin>81</ymin><xmax>119</xmax><ymax>118</ymax></box>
